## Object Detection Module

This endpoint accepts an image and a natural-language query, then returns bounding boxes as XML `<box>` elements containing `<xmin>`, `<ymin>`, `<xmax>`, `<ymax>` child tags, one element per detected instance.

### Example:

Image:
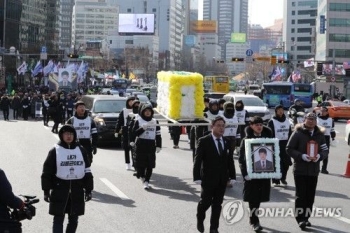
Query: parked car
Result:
<box><xmin>80</xmin><ymin>95</ymin><xmax>126</xmax><ymax>146</ymax></box>
<box><xmin>223</xmin><ymin>93</ymin><xmax>271</xmax><ymax>122</ymax></box>
<box><xmin>204</xmin><ymin>92</ymin><xmax>226</xmax><ymax>100</ymax></box>
<box><xmin>313</xmin><ymin>100</ymin><xmax>350</xmax><ymax>121</ymax></box>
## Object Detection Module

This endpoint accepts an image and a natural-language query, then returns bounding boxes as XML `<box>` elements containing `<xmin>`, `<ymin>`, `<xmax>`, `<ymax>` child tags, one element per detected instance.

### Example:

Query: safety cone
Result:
<box><xmin>344</xmin><ymin>153</ymin><xmax>350</xmax><ymax>178</ymax></box>
<box><xmin>181</xmin><ymin>126</ymin><xmax>187</xmax><ymax>135</ymax></box>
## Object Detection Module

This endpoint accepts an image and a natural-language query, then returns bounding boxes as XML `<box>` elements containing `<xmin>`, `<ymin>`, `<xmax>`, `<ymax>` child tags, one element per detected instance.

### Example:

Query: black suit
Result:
<box><xmin>193</xmin><ymin>134</ymin><xmax>235</xmax><ymax>231</ymax></box>
<box><xmin>254</xmin><ymin>160</ymin><xmax>274</xmax><ymax>172</ymax></box>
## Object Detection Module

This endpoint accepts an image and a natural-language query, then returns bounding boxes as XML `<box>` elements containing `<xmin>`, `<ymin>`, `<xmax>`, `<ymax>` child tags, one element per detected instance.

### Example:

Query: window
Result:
<box><xmin>291</xmin><ymin>28</ymin><xmax>295</xmax><ymax>33</ymax></box>
<box><xmin>292</xmin><ymin>11</ymin><xmax>295</xmax><ymax>15</ymax></box>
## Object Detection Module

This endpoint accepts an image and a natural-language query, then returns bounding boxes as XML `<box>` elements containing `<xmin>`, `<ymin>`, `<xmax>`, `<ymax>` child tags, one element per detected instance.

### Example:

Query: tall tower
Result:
<box><xmin>203</xmin><ymin>0</ymin><xmax>248</xmax><ymax>59</ymax></box>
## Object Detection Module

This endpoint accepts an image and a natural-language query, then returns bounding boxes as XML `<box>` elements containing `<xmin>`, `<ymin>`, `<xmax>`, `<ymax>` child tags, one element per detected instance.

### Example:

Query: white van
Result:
<box><xmin>247</xmin><ymin>84</ymin><xmax>261</xmax><ymax>94</ymax></box>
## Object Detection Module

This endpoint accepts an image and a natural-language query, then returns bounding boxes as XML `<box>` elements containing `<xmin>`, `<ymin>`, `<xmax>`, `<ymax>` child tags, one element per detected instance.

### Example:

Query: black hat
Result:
<box><xmin>75</xmin><ymin>100</ymin><xmax>85</xmax><ymax>109</ymax></box>
<box><xmin>249</xmin><ymin>116</ymin><xmax>264</xmax><ymax>124</ymax></box>
<box><xmin>58</xmin><ymin>124</ymin><xmax>77</xmax><ymax>142</ymax></box>
<box><xmin>305</xmin><ymin>112</ymin><xmax>317</xmax><ymax>119</ymax></box>
<box><xmin>275</xmin><ymin>104</ymin><xmax>284</xmax><ymax>110</ymax></box>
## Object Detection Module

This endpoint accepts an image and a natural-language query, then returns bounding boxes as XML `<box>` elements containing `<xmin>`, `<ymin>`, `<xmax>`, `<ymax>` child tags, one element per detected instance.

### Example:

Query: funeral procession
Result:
<box><xmin>1</xmin><ymin>0</ymin><xmax>350</xmax><ymax>233</ymax></box>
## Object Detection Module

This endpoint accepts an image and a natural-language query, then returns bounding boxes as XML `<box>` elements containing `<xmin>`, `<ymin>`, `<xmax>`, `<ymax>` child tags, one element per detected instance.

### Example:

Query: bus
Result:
<box><xmin>262</xmin><ymin>82</ymin><xmax>313</xmax><ymax>108</ymax></box>
<box><xmin>112</xmin><ymin>78</ymin><xmax>129</xmax><ymax>95</ymax></box>
<box><xmin>204</xmin><ymin>75</ymin><xmax>230</xmax><ymax>93</ymax></box>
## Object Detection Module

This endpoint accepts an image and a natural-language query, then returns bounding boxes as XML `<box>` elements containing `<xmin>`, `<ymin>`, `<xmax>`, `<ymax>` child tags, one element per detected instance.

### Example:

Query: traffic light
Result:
<box><xmin>231</xmin><ymin>58</ymin><xmax>244</xmax><ymax>62</ymax></box>
<box><xmin>277</xmin><ymin>59</ymin><xmax>290</xmax><ymax>64</ymax></box>
<box><xmin>67</xmin><ymin>53</ymin><xmax>79</xmax><ymax>58</ymax></box>
<box><xmin>270</xmin><ymin>56</ymin><xmax>277</xmax><ymax>65</ymax></box>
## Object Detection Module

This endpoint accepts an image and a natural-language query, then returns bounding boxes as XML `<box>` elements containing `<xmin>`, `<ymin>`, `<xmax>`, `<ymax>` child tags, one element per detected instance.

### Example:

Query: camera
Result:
<box><xmin>11</xmin><ymin>195</ymin><xmax>39</xmax><ymax>221</ymax></box>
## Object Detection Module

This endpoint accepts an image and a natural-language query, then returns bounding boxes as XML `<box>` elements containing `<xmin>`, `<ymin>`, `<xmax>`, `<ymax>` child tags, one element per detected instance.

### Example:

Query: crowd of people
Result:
<box><xmin>0</xmin><ymin>91</ymin><xmax>337</xmax><ymax>233</ymax></box>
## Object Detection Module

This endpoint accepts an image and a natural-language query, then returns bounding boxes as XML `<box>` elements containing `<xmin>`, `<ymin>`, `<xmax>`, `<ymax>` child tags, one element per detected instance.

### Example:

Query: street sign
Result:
<box><xmin>246</xmin><ymin>49</ymin><xmax>254</xmax><ymax>56</ymax></box>
<box><xmin>41</xmin><ymin>46</ymin><xmax>47</xmax><ymax>53</ymax></box>
<box><xmin>245</xmin><ymin>57</ymin><xmax>253</xmax><ymax>63</ymax></box>
<box><xmin>40</xmin><ymin>53</ymin><xmax>47</xmax><ymax>60</ymax></box>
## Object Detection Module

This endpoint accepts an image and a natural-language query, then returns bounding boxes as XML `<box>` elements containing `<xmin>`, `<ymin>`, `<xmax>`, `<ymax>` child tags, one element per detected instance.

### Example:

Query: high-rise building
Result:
<box><xmin>283</xmin><ymin>0</ymin><xmax>318</xmax><ymax>66</ymax></box>
<box><xmin>315</xmin><ymin>0</ymin><xmax>350</xmax><ymax>63</ymax></box>
<box><xmin>58</xmin><ymin>0</ymin><xmax>75</xmax><ymax>52</ymax></box>
<box><xmin>72</xmin><ymin>0</ymin><xmax>119</xmax><ymax>47</ymax></box>
<box><xmin>203</xmin><ymin>0</ymin><xmax>248</xmax><ymax>59</ymax></box>
<box><xmin>116</xmin><ymin>0</ymin><xmax>184</xmax><ymax>70</ymax></box>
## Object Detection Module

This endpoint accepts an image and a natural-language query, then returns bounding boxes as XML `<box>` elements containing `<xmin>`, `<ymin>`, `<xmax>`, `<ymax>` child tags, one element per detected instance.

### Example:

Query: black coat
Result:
<box><xmin>10</xmin><ymin>97</ymin><xmax>21</xmax><ymax>110</ymax></box>
<box><xmin>0</xmin><ymin>97</ymin><xmax>11</xmax><ymax>111</ymax></box>
<box><xmin>0</xmin><ymin>169</ymin><xmax>23</xmax><ymax>220</ymax></box>
<box><xmin>41</xmin><ymin>142</ymin><xmax>93</xmax><ymax>216</ymax></box>
<box><xmin>193</xmin><ymin>134</ymin><xmax>236</xmax><ymax>187</ymax></box>
<box><xmin>286</xmin><ymin>124</ymin><xmax>328</xmax><ymax>176</ymax></box>
<box><xmin>239</xmin><ymin>126</ymin><xmax>272</xmax><ymax>202</ymax></box>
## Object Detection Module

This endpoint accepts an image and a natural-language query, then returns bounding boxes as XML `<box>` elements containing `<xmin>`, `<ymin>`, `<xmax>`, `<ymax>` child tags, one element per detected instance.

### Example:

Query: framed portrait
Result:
<box><xmin>244</xmin><ymin>138</ymin><xmax>281</xmax><ymax>179</ymax></box>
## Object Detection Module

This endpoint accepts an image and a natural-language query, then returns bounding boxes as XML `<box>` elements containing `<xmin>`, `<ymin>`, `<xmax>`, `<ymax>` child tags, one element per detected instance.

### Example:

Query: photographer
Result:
<box><xmin>0</xmin><ymin>168</ymin><xmax>24</xmax><ymax>232</ymax></box>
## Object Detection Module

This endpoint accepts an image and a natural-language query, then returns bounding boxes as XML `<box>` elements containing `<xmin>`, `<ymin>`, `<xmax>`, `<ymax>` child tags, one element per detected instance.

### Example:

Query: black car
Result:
<box><xmin>80</xmin><ymin>95</ymin><xmax>126</xmax><ymax>146</ymax></box>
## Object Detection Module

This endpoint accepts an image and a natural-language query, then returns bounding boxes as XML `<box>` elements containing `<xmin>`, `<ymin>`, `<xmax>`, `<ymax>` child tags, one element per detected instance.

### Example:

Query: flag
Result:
<box><xmin>43</xmin><ymin>60</ymin><xmax>55</xmax><ymax>76</ymax></box>
<box><xmin>66</xmin><ymin>63</ymin><xmax>76</xmax><ymax>72</ymax></box>
<box><xmin>53</xmin><ymin>62</ymin><xmax>61</xmax><ymax>73</ymax></box>
<box><xmin>292</xmin><ymin>70</ymin><xmax>301</xmax><ymax>82</ymax></box>
<box><xmin>17</xmin><ymin>61</ymin><xmax>27</xmax><ymax>75</ymax></box>
<box><xmin>303</xmin><ymin>58</ymin><xmax>314</xmax><ymax>68</ymax></box>
<box><xmin>27</xmin><ymin>59</ymin><xmax>36</xmax><ymax>72</ymax></box>
<box><xmin>269</xmin><ymin>66</ymin><xmax>282</xmax><ymax>81</ymax></box>
<box><xmin>76</xmin><ymin>61</ymin><xmax>85</xmax><ymax>83</ymax></box>
<box><xmin>343</xmin><ymin>61</ymin><xmax>350</xmax><ymax>70</ymax></box>
<box><xmin>31</xmin><ymin>61</ymin><xmax>43</xmax><ymax>77</ymax></box>
<box><xmin>287</xmin><ymin>74</ymin><xmax>293</xmax><ymax>83</ymax></box>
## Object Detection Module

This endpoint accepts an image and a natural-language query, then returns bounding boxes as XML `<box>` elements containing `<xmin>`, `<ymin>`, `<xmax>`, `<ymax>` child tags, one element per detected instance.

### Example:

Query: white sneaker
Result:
<box><xmin>143</xmin><ymin>181</ymin><xmax>149</xmax><ymax>189</ymax></box>
<box><xmin>126</xmin><ymin>164</ymin><xmax>132</xmax><ymax>170</ymax></box>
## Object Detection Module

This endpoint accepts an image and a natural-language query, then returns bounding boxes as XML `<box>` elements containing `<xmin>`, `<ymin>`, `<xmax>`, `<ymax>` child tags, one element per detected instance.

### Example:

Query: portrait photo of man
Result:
<box><xmin>58</xmin><ymin>69</ymin><xmax>72</xmax><ymax>87</ymax></box>
<box><xmin>254</xmin><ymin>147</ymin><xmax>274</xmax><ymax>172</ymax></box>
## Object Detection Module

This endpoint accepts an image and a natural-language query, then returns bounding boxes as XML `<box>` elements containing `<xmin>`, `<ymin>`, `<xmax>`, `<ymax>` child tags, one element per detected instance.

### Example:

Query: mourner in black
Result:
<box><xmin>268</xmin><ymin>104</ymin><xmax>292</xmax><ymax>186</ymax></box>
<box><xmin>239</xmin><ymin>116</ymin><xmax>272</xmax><ymax>232</ymax></box>
<box><xmin>11</xmin><ymin>93</ymin><xmax>21</xmax><ymax>120</ymax></box>
<box><xmin>234</xmin><ymin>100</ymin><xmax>250</xmax><ymax>154</ymax></box>
<box><xmin>41</xmin><ymin>125</ymin><xmax>94</xmax><ymax>233</ymax></box>
<box><xmin>316</xmin><ymin>107</ymin><xmax>335</xmax><ymax>174</ymax></box>
<box><xmin>115</xmin><ymin>96</ymin><xmax>136</xmax><ymax>170</ymax></box>
<box><xmin>286</xmin><ymin>112</ymin><xmax>328</xmax><ymax>230</ymax></box>
<box><xmin>66</xmin><ymin>101</ymin><xmax>98</xmax><ymax>163</ymax></box>
<box><xmin>193</xmin><ymin>116</ymin><xmax>235</xmax><ymax>233</ymax></box>
<box><xmin>0</xmin><ymin>94</ymin><xmax>11</xmax><ymax>121</ymax></box>
<box><xmin>42</xmin><ymin>94</ymin><xmax>50</xmax><ymax>126</ymax></box>
<box><xmin>130</xmin><ymin>104</ymin><xmax>161</xmax><ymax>190</ymax></box>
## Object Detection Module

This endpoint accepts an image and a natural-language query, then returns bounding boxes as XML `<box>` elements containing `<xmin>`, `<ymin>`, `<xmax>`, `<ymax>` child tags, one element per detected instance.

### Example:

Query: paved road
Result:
<box><xmin>0</xmin><ymin>116</ymin><xmax>349</xmax><ymax>233</ymax></box>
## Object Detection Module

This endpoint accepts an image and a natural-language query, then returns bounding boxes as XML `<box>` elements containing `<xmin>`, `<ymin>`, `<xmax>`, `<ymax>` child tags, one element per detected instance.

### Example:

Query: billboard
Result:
<box><xmin>322</xmin><ymin>64</ymin><xmax>346</xmax><ymax>76</ymax></box>
<box><xmin>271</xmin><ymin>52</ymin><xmax>288</xmax><ymax>61</ymax></box>
<box><xmin>118</xmin><ymin>14</ymin><xmax>155</xmax><ymax>34</ymax></box>
<box><xmin>191</xmin><ymin>20</ymin><xmax>216</xmax><ymax>33</ymax></box>
<box><xmin>231</xmin><ymin>33</ymin><xmax>246</xmax><ymax>43</ymax></box>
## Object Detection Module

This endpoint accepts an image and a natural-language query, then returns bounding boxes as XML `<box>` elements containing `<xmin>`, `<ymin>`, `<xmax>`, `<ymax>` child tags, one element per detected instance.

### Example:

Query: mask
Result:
<box><xmin>133</xmin><ymin>106</ymin><xmax>139</xmax><ymax>114</ymax></box>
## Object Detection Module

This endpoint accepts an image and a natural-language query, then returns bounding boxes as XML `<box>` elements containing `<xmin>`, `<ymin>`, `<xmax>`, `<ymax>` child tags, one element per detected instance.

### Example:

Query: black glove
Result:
<box><xmin>44</xmin><ymin>190</ymin><xmax>50</xmax><ymax>203</ymax></box>
<box><xmin>92</xmin><ymin>147</ymin><xmax>97</xmax><ymax>155</ymax></box>
<box><xmin>85</xmin><ymin>192</ymin><xmax>92</xmax><ymax>202</ymax></box>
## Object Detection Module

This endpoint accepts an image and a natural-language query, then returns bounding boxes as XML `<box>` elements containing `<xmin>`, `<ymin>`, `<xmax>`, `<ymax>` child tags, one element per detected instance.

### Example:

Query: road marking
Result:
<box><xmin>336</xmin><ymin>216</ymin><xmax>350</xmax><ymax>225</ymax></box>
<box><xmin>100</xmin><ymin>178</ymin><xmax>130</xmax><ymax>200</ymax></box>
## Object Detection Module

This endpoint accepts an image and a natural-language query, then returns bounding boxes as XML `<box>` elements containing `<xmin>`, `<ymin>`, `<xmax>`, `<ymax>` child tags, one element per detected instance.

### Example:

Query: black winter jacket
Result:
<box><xmin>286</xmin><ymin>123</ymin><xmax>329</xmax><ymax>176</ymax></box>
<box><xmin>0</xmin><ymin>169</ymin><xmax>23</xmax><ymax>220</ymax></box>
<box><xmin>41</xmin><ymin>141</ymin><xmax>93</xmax><ymax>216</ymax></box>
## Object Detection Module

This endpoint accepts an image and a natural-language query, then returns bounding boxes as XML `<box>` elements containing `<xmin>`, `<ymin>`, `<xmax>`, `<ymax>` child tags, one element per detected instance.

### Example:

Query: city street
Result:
<box><xmin>1</xmin><ymin>115</ymin><xmax>350</xmax><ymax>233</ymax></box>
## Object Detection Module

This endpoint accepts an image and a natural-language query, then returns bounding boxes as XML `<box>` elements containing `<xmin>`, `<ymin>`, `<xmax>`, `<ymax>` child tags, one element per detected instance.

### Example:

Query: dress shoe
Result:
<box><xmin>321</xmin><ymin>169</ymin><xmax>329</xmax><ymax>174</ymax></box>
<box><xmin>251</xmin><ymin>223</ymin><xmax>263</xmax><ymax>231</ymax></box>
<box><xmin>305</xmin><ymin>221</ymin><xmax>311</xmax><ymax>227</ymax></box>
<box><xmin>298</xmin><ymin>221</ymin><xmax>306</xmax><ymax>230</ymax></box>
<box><xmin>197</xmin><ymin>221</ymin><xmax>204</xmax><ymax>232</ymax></box>
<box><xmin>209</xmin><ymin>230</ymin><xmax>219</xmax><ymax>233</ymax></box>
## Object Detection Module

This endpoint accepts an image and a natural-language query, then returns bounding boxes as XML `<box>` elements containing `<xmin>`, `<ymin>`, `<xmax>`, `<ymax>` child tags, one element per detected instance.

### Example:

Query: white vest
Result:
<box><xmin>43</xmin><ymin>100</ymin><xmax>49</xmax><ymax>107</ymax></box>
<box><xmin>55</xmin><ymin>145</ymin><xmax>85</xmax><ymax>180</ymax></box>
<box><xmin>222</xmin><ymin>115</ymin><xmax>239</xmax><ymax>137</ymax></box>
<box><xmin>138</xmin><ymin>118</ymin><xmax>157</xmax><ymax>140</ymax></box>
<box><xmin>123</xmin><ymin>108</ymin><xmax>133</xmax><ymax>126</ymax></box>
<box><xmin>317</xmin><ymin>117</ymin><xmax>332</xmax><ymax>136</ymax></box>
<box><xmin>72</xmin><ymin>117</ymin><xmax>91</xmax><ymax>139</ymax></box>
<box><xmin>271</xmin><ymin>118</ymin><xmax>290</xmax><ymax>140</ymax></box>
<box><xmin>205</xmin><ymin>111</ymin><xmax>219</xmax><ymax>121</ymax></box>
<box><xmin>235</xmin><ymin>110</ymin><xmax>247</xmax><ymax>123</ymax></box>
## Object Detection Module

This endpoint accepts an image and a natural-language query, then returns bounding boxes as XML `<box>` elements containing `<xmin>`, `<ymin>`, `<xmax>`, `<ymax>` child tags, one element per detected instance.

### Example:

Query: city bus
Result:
<box><xmin>112</xmin><ymin>78</ymin><xmax>129</xmax><ymax>95</ymax></box>
<box><xmin>262</xmin><ymin>82</ymin><xmax>313</xmax><ymax>108</ymax></box>
<box><xmin>204</xmin><ymin>75</ymin><xmax>230</xmax><ymax>93</ymax></box>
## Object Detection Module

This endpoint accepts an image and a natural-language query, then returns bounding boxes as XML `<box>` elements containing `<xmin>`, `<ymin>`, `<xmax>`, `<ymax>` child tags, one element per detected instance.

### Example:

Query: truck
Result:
<box><xmin>310</xmin><ymin>82</ymin><xmax>343</xmax><ymax>97</ymax></box>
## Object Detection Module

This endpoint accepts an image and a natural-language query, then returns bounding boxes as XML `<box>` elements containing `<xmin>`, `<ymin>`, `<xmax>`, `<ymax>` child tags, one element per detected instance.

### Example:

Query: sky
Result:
<box><xmin>198</xmin><ymin>0</ymin><xmax>284</xmax><ymax>28</ymax></box>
